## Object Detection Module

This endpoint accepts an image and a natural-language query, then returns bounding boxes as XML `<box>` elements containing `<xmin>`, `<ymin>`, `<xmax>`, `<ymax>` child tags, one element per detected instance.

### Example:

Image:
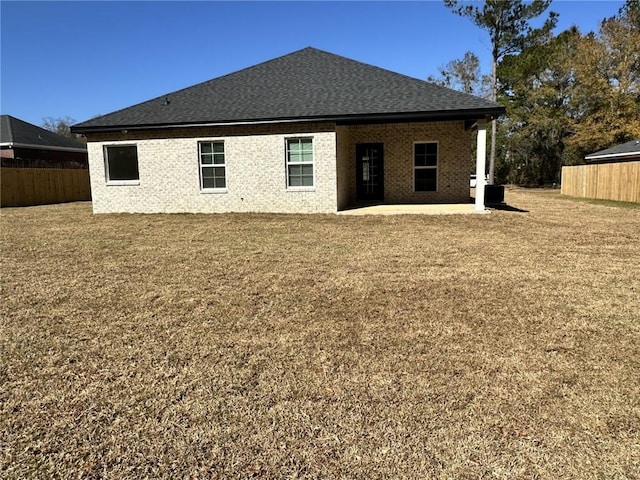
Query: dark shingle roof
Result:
<box><xmin>72</xmin><ymin>47</ymin><xmax>504</xmax><ymax>133</ymax></box>
<box><xmin>585</xmin><ymin>139</ymin><xmax>640</xmax><ymax>162</ymax></box>
<box><xmin>1</xmin><ymin>115</ymin><xmax>87</xmax><ymax>151</ymax></box>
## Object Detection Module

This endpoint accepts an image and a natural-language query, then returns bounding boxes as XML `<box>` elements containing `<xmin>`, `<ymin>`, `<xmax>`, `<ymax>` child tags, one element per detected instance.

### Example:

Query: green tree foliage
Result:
<box><xmin>494</xmin><ymin>0</ymin><xmax>640</xmax><ymax>185</ymax></box>
<box><xmin>567</xmin><ymin>1</ymin><xmax>640</xmax><ymax>159</ymax></box>
<box><xmin>429</xmin><ymin>52</ymin><xmax>492</xmax><ymax>173</ymax></box>
<box><xmin>444</xmin><ymin>0</ymin><xmax>558</xmax><ymax>183</ymax></box>
<box><xmin>497</xmin><ymin>28</ymin><xmax>581</xmax><ymax>184</ymax></box>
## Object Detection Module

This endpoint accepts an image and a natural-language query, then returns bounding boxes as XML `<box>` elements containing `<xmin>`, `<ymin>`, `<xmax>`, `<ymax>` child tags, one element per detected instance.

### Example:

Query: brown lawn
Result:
<box><xmin>1</xmin><ymin>187</ymin><xmax>639</xmax><ymax>479</ymax></box>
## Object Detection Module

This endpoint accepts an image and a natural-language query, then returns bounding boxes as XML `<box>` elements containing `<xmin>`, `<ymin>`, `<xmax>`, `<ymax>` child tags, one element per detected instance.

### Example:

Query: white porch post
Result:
<box><xmin>475</xmin><ymin>119</ymin><xmax>487</xmax><ymax>211</ymax></box>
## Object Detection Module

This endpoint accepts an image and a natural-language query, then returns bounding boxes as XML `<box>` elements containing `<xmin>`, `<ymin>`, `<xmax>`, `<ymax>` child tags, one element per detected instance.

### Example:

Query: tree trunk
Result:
<box><xmin>488</xmin><ymin>58</ymin><xmax>497</xmax><ymax>185</ymax></box>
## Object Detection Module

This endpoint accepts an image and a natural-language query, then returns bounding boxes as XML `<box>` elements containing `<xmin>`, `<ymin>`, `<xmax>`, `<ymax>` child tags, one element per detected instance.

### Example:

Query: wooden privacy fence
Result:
<box><xmin>561</xmin><ymin>161</ymin><xmax>640</xmax><ymax>203</ymax></box>
<box><xmin>1</xmin><ymin>168</ymin><xmax>91</xmax><ymax>207</ymax></box>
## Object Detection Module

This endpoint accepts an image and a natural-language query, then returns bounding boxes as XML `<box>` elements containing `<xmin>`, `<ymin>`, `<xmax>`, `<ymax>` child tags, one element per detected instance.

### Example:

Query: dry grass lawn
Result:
<box><xmin>2</xmin><ymin>187</ymin><xmax>639</xmax><ymax>479</ymax></box>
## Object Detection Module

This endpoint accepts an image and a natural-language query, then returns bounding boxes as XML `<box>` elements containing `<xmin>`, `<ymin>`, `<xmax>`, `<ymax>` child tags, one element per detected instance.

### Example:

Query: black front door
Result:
<box><xmin>356</xmin><ymin>143</ymin><xmax>384</xmax><ymax>201</ymax></box>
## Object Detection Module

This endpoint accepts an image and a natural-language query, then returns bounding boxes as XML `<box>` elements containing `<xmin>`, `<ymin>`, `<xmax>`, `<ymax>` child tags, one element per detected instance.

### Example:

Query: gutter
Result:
<box><xmin>585</xmin><ymin>151</ymin><xmax>640</xmax><ymax>161</ymax></box>
<box><xmin>0</xmin><ymin>142</ymin><xmax>87</xmax><ymax>153</ymax></box>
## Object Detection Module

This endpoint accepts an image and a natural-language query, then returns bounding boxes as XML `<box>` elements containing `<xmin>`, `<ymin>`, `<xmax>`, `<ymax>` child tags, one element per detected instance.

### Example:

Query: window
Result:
<box><xmin>104</xmin><ymin>145</ymin><xmax>139</xmax><ymax>184</ymax></box>
<box><xmin>414</xmin><ymin>142</ymin><xmax>437</xmax><ymax>192</ymax></box>
<box><xmin>199</xmin><ymin>141</ymin><xmax>226</xmax><ymax>190</ymax></box>
<box><xmin>286</xmin><ymin>138</ymin><xmax>314</xmax><ymax>188</ymax></box>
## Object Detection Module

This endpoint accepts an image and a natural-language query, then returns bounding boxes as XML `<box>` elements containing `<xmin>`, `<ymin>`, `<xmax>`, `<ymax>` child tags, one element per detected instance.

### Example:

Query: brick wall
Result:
<box><xmin>86</xmin><ymin>124</ymin><xmax>338</xmax><ymax>214</ymax></box>
<box><xmin>86</xmin><ymin>120</ymin><xmax>473</xmax><ymax>214</ymax></box>
<box><xmin>1</xmin><ymin>148</ymin><xmax>15</xmax><ymax>159</ymax></box>
<box><xmin>339</xmin><ymin>121</ymin><xmax>472</xmax><ymax>205</ymax></box>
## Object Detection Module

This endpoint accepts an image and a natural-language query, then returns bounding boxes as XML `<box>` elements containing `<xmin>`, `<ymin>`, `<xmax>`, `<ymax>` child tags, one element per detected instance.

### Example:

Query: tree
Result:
<box><xmin>620</xmin><ymin>0</ymin><xmax>640</xmax><ymax>28</ymax></box>
<box><xmin>455</xmin><ymin>0</ymin><xmax>637</xmax><ymax>186</ymax></box>
<box><xmin>427</xmin><ymin>51</ymin><xmax>491</xmax><ymax>97</ymax></box>
<box><xmin>567</xmin><ymin>0</ymin><xmax>640</xmax><ymax>157</ymax></box>
<box><xmin>493</xmin><ymin>0</ymin><xmax>638</xmax><ymax>185</ymax></box>
<box><xmin>444</xmin><ymin>0</ymin><xmax>558</xmax><ymax>184</ymax></box>
<box><xmin>497</xmin><ymin>28</ymin><xmax>582</xmax><ymax>184</ymax></box>
<box><xmin>428</xmin><ymin>51</ymin><xmax>493</xmax><ymax>175</ymax></box>
<box><xmin>41</xmin><ymin>116</ymin><xmax>84</xmax><ymax>142</ymax></box>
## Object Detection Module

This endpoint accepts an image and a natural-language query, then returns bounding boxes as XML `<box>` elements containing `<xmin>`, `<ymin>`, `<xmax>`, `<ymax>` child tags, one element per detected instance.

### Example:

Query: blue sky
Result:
<box><xmin>0</xmin><ymin>1</ymin><xmax>624</xmax><ymax>127</ymax></box>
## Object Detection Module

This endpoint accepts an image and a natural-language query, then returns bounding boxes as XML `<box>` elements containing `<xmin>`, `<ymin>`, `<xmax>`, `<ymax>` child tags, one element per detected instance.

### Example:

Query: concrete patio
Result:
<box><xmin>338</xmin><ymin>203</ymin><xmax>489</xmax><ymax>215</ymax></box>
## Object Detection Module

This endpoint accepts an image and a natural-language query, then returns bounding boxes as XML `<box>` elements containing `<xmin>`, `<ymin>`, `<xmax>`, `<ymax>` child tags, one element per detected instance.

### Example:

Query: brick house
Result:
<box><xmin>1</xmin><ymin>115</ymin><xmax>90</xmax><ymax>207</ymax></box>
<box><xmin>71</xmin><ymin>48</ymin><xmax>504</xmax><ymax>214</ymax></box>
<box><xmin>1</xmin><ymin>115</ymin><xmax>87</xmax><ymax>168</ymax></box>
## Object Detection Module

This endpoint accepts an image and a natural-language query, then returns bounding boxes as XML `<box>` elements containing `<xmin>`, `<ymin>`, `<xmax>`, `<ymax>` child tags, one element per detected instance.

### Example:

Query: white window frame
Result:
<box><xmin>413</xmin><ymin>141</ymin><xmax>438</xmax><ymax>193</ymax></box>
<box><xmin>198</xmin><ymin>140</ymin><xmax>227</xmax><ymax>193</ymax></box>
<box><xmin>285</xmin><ymin>137</ymin><xmax>315</xmax><ymax>191</ymax></box>
<box><xmin>104</xmin><ymin>144</ymin><xmax>140</xmax><ymax>186</ymax></box>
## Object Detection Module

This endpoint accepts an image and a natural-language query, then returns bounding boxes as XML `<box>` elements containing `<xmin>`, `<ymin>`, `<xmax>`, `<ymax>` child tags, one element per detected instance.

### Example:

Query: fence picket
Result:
<box><xmin>561</xmin><ymin>162</ymin><xmax>640</xmax><ymax>203</ymax></box>
<box><xmin>1</xmin><ymin>168</ymin><xmax>91</xmax><ymax>207</ymax></box>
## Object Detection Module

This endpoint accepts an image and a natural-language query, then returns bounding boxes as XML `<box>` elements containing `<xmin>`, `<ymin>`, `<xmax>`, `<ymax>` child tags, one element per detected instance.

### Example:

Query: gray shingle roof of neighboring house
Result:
<box><xmin>585</xmin><ymin>139</ymin><xmax>640</xmax><ymax>163</ymax></box>
<box><xmin>1</xmin><ymin>115</ymin><xmax>87</xmax><ymax>152</ymax></box>
<box><xmin>72</xmin><ymin>47</ymin><xmax>505</xmax><ymax>133</ymax></box>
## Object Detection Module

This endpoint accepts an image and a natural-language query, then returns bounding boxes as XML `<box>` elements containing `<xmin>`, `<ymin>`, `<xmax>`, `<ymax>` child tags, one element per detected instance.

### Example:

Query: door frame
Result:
<box><xmin>355</xmin><ymin>143</ymin><xmax>384</xmax><ymax>201</ymax></box>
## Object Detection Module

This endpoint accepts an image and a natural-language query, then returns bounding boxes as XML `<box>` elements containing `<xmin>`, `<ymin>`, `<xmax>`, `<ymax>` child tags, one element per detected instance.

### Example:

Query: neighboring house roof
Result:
<box><xmin>1</xmin><ymin>115</ymin><xmax>87</xmax><ymax>152</ymax></box>
<box><xmin>72</xmin><ymin>47</ymin><xmax>505</xmax><ymax>133</ymax></box>
<box><xmin>585</xmin><ymin>139</ymin><xmax>640</xmax><ymax>163</ymax></box>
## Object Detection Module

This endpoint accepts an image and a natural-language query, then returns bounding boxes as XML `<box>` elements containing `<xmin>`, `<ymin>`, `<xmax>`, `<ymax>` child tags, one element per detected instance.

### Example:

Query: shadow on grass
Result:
<box><xmin>488</xmin><ymin>203</ymin><xmax>529</xmax><ymax>213</ymax></box>
<box><xmin>469</xmin><ymin>195</ymin><xmax>529</xmax><ymax>213</ymax></box>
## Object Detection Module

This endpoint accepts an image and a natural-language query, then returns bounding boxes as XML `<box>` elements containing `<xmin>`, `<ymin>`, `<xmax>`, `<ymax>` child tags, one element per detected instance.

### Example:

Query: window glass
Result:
<box><xmin>200</xmin><ymin>143</ymin><xmax>213</xmax><ymax>154</ymax></box>
<box><xmin>199</xmin><ymin>141</ymin><xmax>226</xmax><ymax>190</ymax></box>
<box><xmin>414</xmin><ymin>143</ymin><xmax>437</xmax><ymax>167</ymax></box>
<box><xmin>105</xmin><ymin>145</ymin><xmax>139</xmax><ymax>182</ymax></box>
<box><xmin>287</xmin><ymin>138</ymin><xmax>314</xmax><ymax>188</ymax></box>
<box><xmin>415</xmin><ymin>169</ymin><xmax>437</xmax><ymax>191</ymax></box>
<box><xmin>414</xmin><ymin>142</ymin><xmax>437</xmax><ymax>192</ymax></box>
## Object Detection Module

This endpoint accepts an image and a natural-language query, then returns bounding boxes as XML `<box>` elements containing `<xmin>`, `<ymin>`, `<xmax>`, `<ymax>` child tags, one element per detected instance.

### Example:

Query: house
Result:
<box><xmin>1</xmin><ymin>115</ymin><xmax>90</xmax><ymax>207</ymax></box>
<box><xmin>561</xmin><ymin>139</ymin><xmax>640</xmax><ymax>203</ymax></box>
<box><xmin>71</xmin><ymin>47</ymin><xmax>505</xmax><ymax>214</ymax></box>
<box><xmin>1</xmin><ymin>115</ymin><xmax>87</xmax><ymax>168</ymax></box>
<box><xmin>585</xmin><ymin>139</ymin><xmax>640</xmax><ymax>164</ymax></box>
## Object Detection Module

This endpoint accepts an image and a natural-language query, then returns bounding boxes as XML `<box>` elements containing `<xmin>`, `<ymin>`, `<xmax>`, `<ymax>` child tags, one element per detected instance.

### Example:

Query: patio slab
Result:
<box><xmin>338</xmin><ymin>204</ymin><xmax>489</xmax><ymax>216</ymax></box>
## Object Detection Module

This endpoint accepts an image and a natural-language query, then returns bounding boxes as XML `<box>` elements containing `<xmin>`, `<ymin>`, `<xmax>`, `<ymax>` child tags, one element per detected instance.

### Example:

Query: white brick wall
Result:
<box><xmin>86</xmin><ymin>120</ymin><xmax>473</xmax><ymax>213</ymax></box>
<box><xmin>88</xmin><ymin>130</ymin><xmax>338</xmax><ymax>214</ymax></box>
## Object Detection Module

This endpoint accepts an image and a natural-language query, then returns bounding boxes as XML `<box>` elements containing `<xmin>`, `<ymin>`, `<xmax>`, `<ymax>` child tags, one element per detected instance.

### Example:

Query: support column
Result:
<box><xmin>475</xmin><ymin>119</ymin><xmax>487</xmax><ymax>211</ymax></box>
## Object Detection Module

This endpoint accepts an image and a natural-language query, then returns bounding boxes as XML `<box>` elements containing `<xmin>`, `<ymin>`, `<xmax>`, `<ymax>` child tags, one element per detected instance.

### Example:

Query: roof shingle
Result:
<box><xmin>585</xmin><ymin>139</ymin><xmax>640</xmax><ymax>162</ymax></box>
<box><xmin>72</xmin><ymin>47</ymin><xmax>505</xmax><ymax>132</ymax></box>
<box><xmin>1</xmin><ymin>115</ymin><xmax>87</xmax><ymax>151</ymax></box>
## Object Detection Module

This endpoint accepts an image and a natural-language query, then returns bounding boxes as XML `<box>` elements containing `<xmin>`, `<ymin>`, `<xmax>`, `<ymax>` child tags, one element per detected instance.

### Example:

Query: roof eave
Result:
<box><xmin>334</xmin><ymin>108</ymin><xmax>505</xmax><ymax>125</ymax></box>
<box><xmin>71</xmin><ymin>108</ymin><xmax>506</xmax><ymax>135</ymax></box>
<box><xmin>585</xmin><ymin>151</ymin><xmax>640</xmax><ymax>161</ymax></box>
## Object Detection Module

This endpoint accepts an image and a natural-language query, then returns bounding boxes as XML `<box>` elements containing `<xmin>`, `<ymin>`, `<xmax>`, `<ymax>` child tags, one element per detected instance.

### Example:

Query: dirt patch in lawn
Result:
<box><xmin>2</xmin><ymin>187</ymin><xmax>639</xmax><ymax>479</ymax></box>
